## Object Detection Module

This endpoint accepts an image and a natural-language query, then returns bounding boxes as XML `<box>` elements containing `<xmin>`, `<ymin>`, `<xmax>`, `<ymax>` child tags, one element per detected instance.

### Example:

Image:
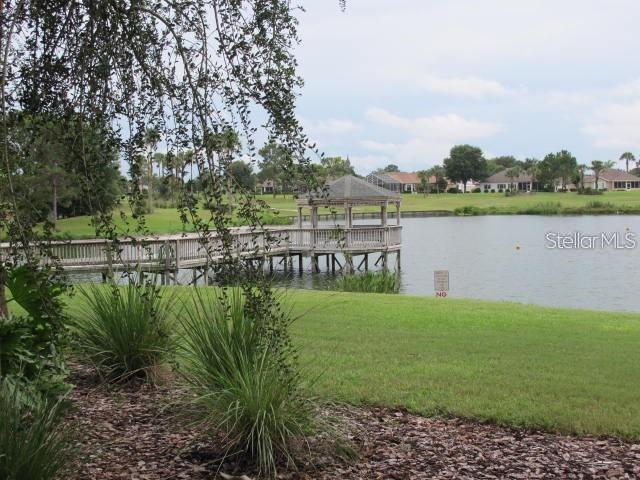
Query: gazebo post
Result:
<box><xmin>297</xmin><ymin>207</ymin><xmax>303</xmax><ymax>228</ymax></box>
<box><xmin>345</xmin><ymin>202</ymin><xmax>353</xmax><ymax>229</ymax></box>
<box><xmin>381</xmin><ymin>201</ymin><xmax>388</xmax><ymax>226</ymax></box>
<box><xmin>311</xmin><ymin>206</ymin><xmax>318</xmax><ymax>229</ymax></box>
<box><xmin>396</xmin><ymin>201</ymin><xmax>401</xmax><ymax>226</ymax></box>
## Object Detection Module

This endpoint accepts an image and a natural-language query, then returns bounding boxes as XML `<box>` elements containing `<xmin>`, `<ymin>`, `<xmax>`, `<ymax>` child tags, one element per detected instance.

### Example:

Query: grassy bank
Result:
<box><xmin>57</xmin><ymin>287</ymin><xmax>640</xmax><ymax>438</ymax></box>
<box><xmin>287</xmin><ymin>291</ymin><xmax>640</xmax><ymax>438</ymax></box>
<box><xmin>49</xmin><ymin>191</ymin><xmax>640</xmax><ymax>238</ymax></box>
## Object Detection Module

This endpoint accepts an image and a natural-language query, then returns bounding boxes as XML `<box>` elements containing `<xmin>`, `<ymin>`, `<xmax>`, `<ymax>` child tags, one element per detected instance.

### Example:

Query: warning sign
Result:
<box><xmin>434</xmin><ymin>270</ymin><xmax>449</xmax><ymax>296</ymax></box>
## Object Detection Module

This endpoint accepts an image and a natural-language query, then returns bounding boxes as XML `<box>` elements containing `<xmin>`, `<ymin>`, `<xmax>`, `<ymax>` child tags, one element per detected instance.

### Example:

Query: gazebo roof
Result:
<box><xmin>296</xmin><ymin>175</ymin><xmax>401</xmax><ymax>206</ymax></box>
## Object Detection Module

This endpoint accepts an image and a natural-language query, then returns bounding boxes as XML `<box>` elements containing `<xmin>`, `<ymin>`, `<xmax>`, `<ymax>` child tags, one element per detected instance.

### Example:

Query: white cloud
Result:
<box><xmin>582</xmin><ymin>101</ymin><xmax>640</xmax><ymax>149</ymax></box>
<box><xmin>359</xmin><ymin>108</ymin><xmax>501</xmax><ymax>169</ymax></box>
<box><xmin>302</xmin><ymin>117</ymin><xmax>361</xmax><ymax>136</ymax></box>
<box><xmin>365</xmin><ymin>108</ymin><xmax>501</xmax><ymax>140</ymax></box>
<box><xmin>419</xmin><ymin>74</ymin><xmax>516</xmax><ymax>99</ymax></box>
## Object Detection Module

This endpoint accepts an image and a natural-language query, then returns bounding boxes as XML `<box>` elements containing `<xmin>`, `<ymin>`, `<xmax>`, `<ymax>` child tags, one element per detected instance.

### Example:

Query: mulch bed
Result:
<box><xmin>66</xmin><ymin>367</ymin><xmax>640</xmax><ymax>479</ymax></box>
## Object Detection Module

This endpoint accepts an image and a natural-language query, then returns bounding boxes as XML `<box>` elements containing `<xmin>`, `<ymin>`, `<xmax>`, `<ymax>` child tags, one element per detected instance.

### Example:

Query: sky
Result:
<box><xmin>294</xmin><ymin>0</ymin><xmax>640</xmax><ymax>175</ymax></box>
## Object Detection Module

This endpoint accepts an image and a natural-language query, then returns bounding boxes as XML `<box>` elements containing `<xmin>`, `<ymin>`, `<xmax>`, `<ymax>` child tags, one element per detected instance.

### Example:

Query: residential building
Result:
<box><xmin>479</xmin><ymin>170</ymin><xmax>534</xmax><ymax>192</ymax></box>
<box><xmin>582</xmin><ymin>169</ymin><xmax>640</xmax><ymax>190</ymax></box>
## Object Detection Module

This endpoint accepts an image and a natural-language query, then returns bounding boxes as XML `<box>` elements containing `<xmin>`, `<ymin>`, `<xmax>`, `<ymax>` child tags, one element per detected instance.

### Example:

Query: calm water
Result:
<box><xmin>274</xmin><ymin>216</ymin><xmax>640</xmax><ymax>312</ymax></box>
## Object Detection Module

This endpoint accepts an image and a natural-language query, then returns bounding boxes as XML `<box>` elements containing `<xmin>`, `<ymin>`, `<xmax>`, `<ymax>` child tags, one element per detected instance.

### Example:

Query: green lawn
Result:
<box><xmin>51</xmin><ymin>190</ymin><xmax>640</xmax><ymax>238</ymax></box>
<box><xmin>56</xmin><ymin>286</ymin><xmax>640</xmax><ymax>438</ymax></box>
<box><xmin>286</xmin><ymin>290</ymin><xmax>640</xmax><ymax>438</ymax></box>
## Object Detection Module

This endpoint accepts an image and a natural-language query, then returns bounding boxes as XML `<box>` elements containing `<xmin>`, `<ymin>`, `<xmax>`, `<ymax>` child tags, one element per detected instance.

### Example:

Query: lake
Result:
<box><xmin>275</xmin><ymin>215</ymin><xmax>640</xmax><ymax>313</ymax></box>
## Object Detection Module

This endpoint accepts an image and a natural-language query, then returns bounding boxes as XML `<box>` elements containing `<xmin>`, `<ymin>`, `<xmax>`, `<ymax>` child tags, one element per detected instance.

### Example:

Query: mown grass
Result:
<box><xmin>57</xmin><ymin>287</ymin><xmax>640</xmax><ymax>439</ymax></box>
<box><xmin>49</xmin><ymin>190</ymin><xmax>640</xmax><ymax>238</ymax></box>
<box><xmin>288</xmin><ymin>290</ymin><xmax>640</xmax><ymax>438</ymax></box>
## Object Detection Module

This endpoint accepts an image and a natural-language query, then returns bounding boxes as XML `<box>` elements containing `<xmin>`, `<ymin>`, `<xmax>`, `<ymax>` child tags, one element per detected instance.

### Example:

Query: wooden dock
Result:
<box><xmin>0</xmin><ymin>225</ymin><xmax>402</xmax><ymax>283</ymax></box>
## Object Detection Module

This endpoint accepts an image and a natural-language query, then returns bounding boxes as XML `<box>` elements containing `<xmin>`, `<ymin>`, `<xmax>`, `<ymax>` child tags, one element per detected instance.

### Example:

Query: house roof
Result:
<box><xmin>482</xmin><ymin>169</ymin><xmax>533</xmax><ymax>183</ymax></box>
<box><xmin>366</xmin><ymin>172</ymin><xmax>400</xmax><ymax>184</ymax></box>
<box><xmin>599</xmin><ymin>169</ymin><xmax>640</xmax><ymax>181</ymax></box>
<box><xmin>296</xmin><ymin>175</ymin><xmax>401</xmax><ymax>206</ymax></box>
<box><xmin>385</xmin><ymin>171</ymin><xmax>420</xmax><ymax>184</ymax></box>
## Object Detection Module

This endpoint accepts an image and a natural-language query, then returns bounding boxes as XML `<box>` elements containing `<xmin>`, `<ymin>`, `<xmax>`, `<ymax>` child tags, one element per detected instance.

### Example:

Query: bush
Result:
<box><xmin>176</xmin><ymin>288</ymin><xmax>314</xmax><ymax>478</ymax></box>
<box><xmin>0</xmin><ymin>379</ymin><xmax>69</xmax><ymax>480</ymax></box>
<box><xmin>1</xmin><ymin>266</ymin><xmax>68</xmax><ymax>399</ymax></box>
<box><xmin>454</xmin><ymin>205</ymin><xmax>482</xmax><ymax>216</ymax></box>
<box><xmin>446</xmin><ymin>187</ymin><xmax>460</xmax><ymax>194</ymax></box>
<box><xmin>334</xmin><ymin>270</ymin><xmax>400</xmax><ymax>294</ymax></box>
<box><xmin>577</xmin><ymin>187</ymin><xmax>603</xmax><ymax>196</ymax></box>
<box><xmin>521</xmin><ymin>202</ymin><xmax>562</xmax><ymax>215</ymax></box>
<box><xmin>491</xmin><ymin>189</ymin><xmax>495</xmax><ymax>193</ymax></box>
<box><xmin>71</xmin><ymin>282</ymin><xmax>174</xmax><ymax>382</ymax></box>
<box><xmin>472</xmin><ymin>187</ymin><xmax>481</xmax><ymax>193</ymax></box>
<box><xmin>498</xmin><ymin>188</ymin><xmax>503</xmax><ymax>193</ymax></box>
<box><xmin>483</xmin><ymin>190</ymin><xmax>488</xmax><ymax>194</ymax></box>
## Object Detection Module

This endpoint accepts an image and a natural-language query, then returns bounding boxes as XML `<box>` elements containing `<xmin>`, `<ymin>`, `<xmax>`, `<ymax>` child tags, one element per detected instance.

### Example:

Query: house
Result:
<box><xmin>365</xmin><ymin>171</ymin><xmax>421</xmax><ymax>193</ymax></box>
<box><xmin>582</xmin><ymin>169</ymin><xmax>640</xmax><ymax>190</ymax></box>
<box><xmin>365</xmin><ymin>172</ymin><xmax>406</xmax><ymax>192</ymax></box>
<box><xmin>479</xmin><ymin>170</ymin><xmax>533</xmax><ymax>192</ymax></box>
<box><xmin>384</xmin><ymin>172</ymin><xmax>421</xmax><ymax>193</ymax></box>
<box><xmin>258</xmin><ymin>179</ymin><xmax>278</xmax><ymax>194</ymax></box>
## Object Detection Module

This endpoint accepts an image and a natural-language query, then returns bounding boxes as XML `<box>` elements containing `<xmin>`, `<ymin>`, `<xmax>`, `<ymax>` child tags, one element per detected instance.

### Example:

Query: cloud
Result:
<box><xmin>365</xmin><ymin>107</ymin><xmax>501</xmax><ymax>140</ymax></box>
<box><xmin>359</xmin><ymin>108</ymin><xmax>501</xmax><ymax>169</ymax></box>
<box><xmin>304</xmin><ymin>118</ymin><xmax>361</xmax><ymax>135</ymax></box>
<box><xmin>419</xmin><ymin>74</ymin><xmax>516</xmax><ymax>99</ymax></box>
<box><xmin>582</xmin><ymin>101</ymin><xmax>640</xmax><ymax>149</ymax></box>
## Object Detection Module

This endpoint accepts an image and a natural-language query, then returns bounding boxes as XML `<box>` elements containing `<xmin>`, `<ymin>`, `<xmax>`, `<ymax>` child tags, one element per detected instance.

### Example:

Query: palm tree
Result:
<box><xmin>429</xmin><ymin>165</ymin><xmax>446</xmax><ymax>193</ymax></box>
<box><xmin>577</xmin><ymin>164</ymin><xmax>587</xmax><ymax>191</ymax></box>
<box><xmin>505</xmin><ymin>166</ymin><xmax>520</xmax><ymax>192</ymax></box>
<box><xmin>620</xmin><ymin>152</ymin><xmax>635</xmax><ymax>173</ymax></box>
<box><xmin>207</xmin><ymin>128</ymin><xmax>241</xmax><ymax>208</ymax></box>
<box><xmin>590</xmin><ymin>160</ymin><xmax>615</xmax><ymax>190</ymax></box>
<box><xmin>143</xmin><ymin>128</ymin><xmax>161</xmax><ymax>211</ymax></box>
<box><xmin>522</xmin><ymin>158</ymin><xmax>538</xmax><ymax>192</ymax></box>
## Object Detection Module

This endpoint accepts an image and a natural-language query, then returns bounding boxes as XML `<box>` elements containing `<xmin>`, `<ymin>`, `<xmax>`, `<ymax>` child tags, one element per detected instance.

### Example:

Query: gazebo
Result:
<box><xmin>294</xmin><ymin>175</ymin><xmax>402</xmax><ymax>273</ymax></box>
<box><xmin>295</xmin><ymin>175</ymin><xmax>402</xmax><ymax>229</ymax></box>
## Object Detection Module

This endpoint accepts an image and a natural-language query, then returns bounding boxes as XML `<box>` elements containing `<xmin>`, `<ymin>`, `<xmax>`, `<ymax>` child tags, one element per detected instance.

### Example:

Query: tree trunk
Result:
<box><xmin>51</xmin><ymin>176</ymin><xmax>58</xmax><ymax>228</ymax></box>
<box><xmin>0</xmin><ymin>265</ymin><xmax>7</xmax><ymax>318</ymax></box>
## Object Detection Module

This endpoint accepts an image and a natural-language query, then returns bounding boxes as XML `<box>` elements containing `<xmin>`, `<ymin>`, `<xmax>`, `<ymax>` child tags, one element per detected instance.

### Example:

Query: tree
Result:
<box><xmin>229</xmin><ymin>161</ymin><xmax>255</xmax><ymax>191</ymax></box>
<box><xmin>620</xmin><ymin>152</ymin><xmax>636</xmax><ymax>173</ymax></box>
<box><xmin>505</xmin><ymin>166</ymin><xmax>521</xmax><ymax>192</ymax></box>
<box><xmin>258</xmin><ymin>142</ymin><xmax>294</xmax><ymax>196</ymax></box>
<box><xmin>417</xmin><ymin>170</ymin><xmax>430</xmax><ymax>196</ymax></box>
<box><xmin>591</xmin><ymin>160</ymin><xmax>615</xmax><ymax>190</ymax></box>
<box><xmin>375</xmin><ymin>164</ymin><xmax>399</xmax><ymax>174</ymax></box>
<box><xmin>143</xmin><ymin>128</ymin><xmax>161</xmax><ymax>212</ymax></box>
<box><xmin>428</xmin><ymin>165</ymin><xmax>447</xmax><ymax>193</ymax></box>
<box><xmin>443</xmin><ymin>145</ymin><xmax>487</xmax><ymax>193</ymax></box>
<box><xmin>486</xmin><ymin>155</ymin><xmax>520</xmax><ymax>176</ymax></box>
<box><xmin>537</xmin><ymin>150</ymin><xmax>577</xmax><ymax>191</ymax></box>
<box><xmin>320</xmin><ymin>156</ymin><xmax>355</xmax><ymax>179</ymax></box>
<box><xmin>522</xmin><ymin>158</ymin><xmax>539</xmax><ymax>191</ymax></box>
<box><xmin>577</xmin><ymin>164</ymin><xmax>587</xmax><ymax>191</ymax></box>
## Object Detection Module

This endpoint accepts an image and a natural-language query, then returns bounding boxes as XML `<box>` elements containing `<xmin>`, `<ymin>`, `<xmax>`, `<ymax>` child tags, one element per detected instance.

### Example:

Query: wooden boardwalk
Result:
<box><xmin>0</xmin><ymin>225</ymin><xmax>402</xmax><ymax>280</ymax></box>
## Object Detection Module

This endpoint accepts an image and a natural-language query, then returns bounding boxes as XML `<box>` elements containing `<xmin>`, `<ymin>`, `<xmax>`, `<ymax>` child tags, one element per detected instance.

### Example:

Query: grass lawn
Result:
<box><xmin>286</xmin><ymin>290</ymin><xmax>640</xmax><ymax>438</ymax></box>
<box><xmin>51</xmin><ymin>190</ymin><xmax>640</xmax><ymax>238</ymax></box>
<box><xmin>57</xmin><ymin>286</ymin><xmax>640</xmax><ymax>438</ymax></box>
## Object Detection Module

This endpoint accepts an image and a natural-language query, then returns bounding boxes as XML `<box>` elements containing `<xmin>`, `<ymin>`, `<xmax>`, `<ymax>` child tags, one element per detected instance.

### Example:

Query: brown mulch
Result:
<box><xmin>66</xmin><ymin>368</ymin><xmax>640</xmax><ymax>479</ymax></box>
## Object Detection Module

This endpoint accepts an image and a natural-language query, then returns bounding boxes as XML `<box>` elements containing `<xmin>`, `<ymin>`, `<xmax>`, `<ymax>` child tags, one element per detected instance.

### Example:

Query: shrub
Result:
<box><xmin>521</xmin><ymin>202</ymin><xmax>562</xmax><ymax>215</ymax></box>
<box><xmin>0</xmin><ymin>379</ymin><xmax>69</xmax><ymax>480</ymax></box>
<box><xmin>586</xmin><ymin>200</ymin><xmax>615</xmax><ymax>210</ymax></box>
<box><xmin>577</xmin><ymin>187</ymin><xmax>603</xmax><ymax>196</ymax></box>
<box><xmin>1</xmin><ymin>266</ymin><xmax>68</xmax><ymax>398</ymax></box>
<box><xmin>71</xmin><ymin>282</ymin><xmax>174</xmax><ymax>382</ymax></box>
<box><xmin>472</xmin><ymin>187</ymin><xmax>481</xmax><ymax>193</ymax></box>
<box><xmin>446</xmin><ymin>187</ymin><xmax>460</xmax><ymax>194</ymax></box>
<box><xmin>334</xmin><ymin>270</ymin><xmax>400</xmax><ymax>294</ymax></box>
<box><xmin>498</xmin><ymin>188</ymin><xmax>503</xmax><ymax>193</ymax></box>
<box><xmin>454</xmin><ymin>205</ymin><xmax>482</xmax><ymax>216</ymax></box>
<box><xmin>491</xmin><ymin>189</ymin><xmax>496</xmax><ymax>193</ymax></box>
<box><xmin>176</xmin><ymin>288</ymin><xmax>314</xmax><ymax>478</ymax></box>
